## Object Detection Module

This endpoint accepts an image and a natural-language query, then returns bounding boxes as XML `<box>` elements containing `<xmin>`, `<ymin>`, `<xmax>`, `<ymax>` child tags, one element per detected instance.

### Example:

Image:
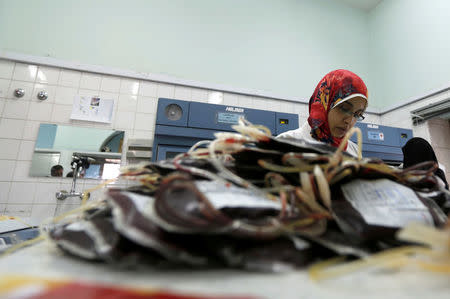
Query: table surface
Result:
<box><xmin>0</xmin><ymin>242</ymin><xmax>449</xmax><ymax>299</ymax></box>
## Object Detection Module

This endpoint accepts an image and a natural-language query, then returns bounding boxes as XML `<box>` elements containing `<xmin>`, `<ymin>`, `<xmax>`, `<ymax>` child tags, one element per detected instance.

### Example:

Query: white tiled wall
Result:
<box><xmin>0</xmin><ymin>58</ymin><xmax>307</xmax><ymax>224</ymax></box>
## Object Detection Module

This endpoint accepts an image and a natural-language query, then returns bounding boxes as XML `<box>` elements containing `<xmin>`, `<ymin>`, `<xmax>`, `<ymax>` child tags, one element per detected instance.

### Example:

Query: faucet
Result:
<box><xmin>55</xmin><ymin>155</ymin><xmax>92</xmax><ymax>201</ymax></box>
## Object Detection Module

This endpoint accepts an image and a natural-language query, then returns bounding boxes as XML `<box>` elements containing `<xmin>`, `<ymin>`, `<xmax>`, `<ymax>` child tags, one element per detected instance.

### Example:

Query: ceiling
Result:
<box><xmin>335</xmin><ymin>0</ymin><xmax>383</xmax><ymax>12</ymax></box>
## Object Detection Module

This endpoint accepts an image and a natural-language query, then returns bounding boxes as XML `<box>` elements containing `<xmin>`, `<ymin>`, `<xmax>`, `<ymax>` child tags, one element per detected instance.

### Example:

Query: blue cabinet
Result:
<box><xmin>153</xmin><ymin>98</ymin><xmax>299</xmax><ymax>161</ymax></box>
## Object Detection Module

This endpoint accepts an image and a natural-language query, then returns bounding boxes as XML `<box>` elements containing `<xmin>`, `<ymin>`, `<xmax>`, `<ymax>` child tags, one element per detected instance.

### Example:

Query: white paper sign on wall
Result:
<box><xmin>70</xmin><ymin>95</ymin><xmax>114</xmax><ymax>123</ymax></box>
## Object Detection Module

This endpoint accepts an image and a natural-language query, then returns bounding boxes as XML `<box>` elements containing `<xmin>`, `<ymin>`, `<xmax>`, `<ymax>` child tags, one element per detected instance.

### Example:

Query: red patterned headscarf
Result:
<box><xmin>307</xmin><ymin>69</ymin><xmax>368</xmax><ymax>149</ymax></box>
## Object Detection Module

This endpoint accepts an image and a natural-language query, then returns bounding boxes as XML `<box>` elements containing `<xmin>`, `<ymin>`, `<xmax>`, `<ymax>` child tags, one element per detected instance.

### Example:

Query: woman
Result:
<box><xmin>402</xmin><ymin>137</ymin><xmax>449</xmax><ymax>190</ymax></box>
<box><xmin>278</xmin><ymin>69</ymin><xmax>368</xmax><ymax>157</ymax></box>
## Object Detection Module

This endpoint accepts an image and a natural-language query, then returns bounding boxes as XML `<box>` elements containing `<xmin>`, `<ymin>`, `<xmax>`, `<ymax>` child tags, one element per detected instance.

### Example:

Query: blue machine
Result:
<box><xmin>152</xmin><ymin>98</ymin><xmax>412</xmax><ymax>164</ymax></box>
<box><xmin>350</xmin><ymin>123</ymin><xmax>412</xmax><ymax>164</ymax></box>
<box><xmin>152</xmin><ymin>98</ymin><xmax>299</xmax><ymax>161</ymax></box>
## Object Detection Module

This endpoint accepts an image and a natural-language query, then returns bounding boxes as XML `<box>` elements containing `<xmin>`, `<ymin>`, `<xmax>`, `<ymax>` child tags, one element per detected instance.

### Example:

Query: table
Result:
<box><xmin>0</xmin><ymin>242</ymin><xmax>449</xmax><ymax>299</ymax></box>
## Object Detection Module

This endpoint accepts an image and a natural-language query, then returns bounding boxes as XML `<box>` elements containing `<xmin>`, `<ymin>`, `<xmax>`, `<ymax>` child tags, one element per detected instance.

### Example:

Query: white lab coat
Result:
<box><xmin>277</xmin><ymin>122</ymin><xmax>359</xmax><ymax>157</ymax></box>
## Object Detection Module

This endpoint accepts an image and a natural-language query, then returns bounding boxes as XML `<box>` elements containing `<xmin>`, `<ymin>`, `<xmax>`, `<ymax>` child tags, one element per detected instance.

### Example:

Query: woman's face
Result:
<box><xmin>327</xmin><ymin>97</ymin><xmax>366</xmax><ymax>138</ymax></box>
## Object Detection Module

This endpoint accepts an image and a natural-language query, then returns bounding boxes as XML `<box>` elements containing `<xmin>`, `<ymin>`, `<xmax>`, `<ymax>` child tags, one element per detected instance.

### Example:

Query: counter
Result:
<box><xmin>0</xmin><ymin>242</ymin><xmax>448</xmax><ymax>299</ymax></box>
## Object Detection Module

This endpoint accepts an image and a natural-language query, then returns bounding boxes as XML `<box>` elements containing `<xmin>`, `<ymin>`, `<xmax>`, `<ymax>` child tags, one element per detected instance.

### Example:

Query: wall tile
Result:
<box><xmin>34</xmin><ymin>182</ymin><xmax>59</xmax><ymax>204</ymax></box>
<box><xmin>207</xmin><ymin>91</ymin><xmax>223</xmax><ymax>104</ymax></box>
<box><xmin>0</xmin><ymin>101</ymin><xmax>4</xmax><ymax>115</ymax></box>
<box><xmin>0</xmin><ymin>182</ymin><xmax>11</xmax><ymax>203</ymax></box>
<box><xmin>118</xmin><ymin>94</ymin><xmax>138</xmax><ymax>112</ymax></box>
<box><xmin>99</xmin><ymin>91</ymin><xmax>119</xmax><ymax>102</ymax></box>
<box><xmin>298</xmin><ymin>116</ymin><xmax>307</xmax><ymax>126</ymax></box>
<box><xmin>134</xmin><ymin>113</ymin><xmax>155</xmax><ymax>131</ymax></box>
<box><xmin>17</xmin><ymin>140</ymin><xmax>35</xmax><ymax>161</ymax></box>
<box><xmin>0</xmin><ymin>118</ymin><xmax>26</xmax><ymax>139</ymax></box>
<box><xmin>78</xmin><ymin>88</ymin><xmax>99</xmax><ymax>98</ymax></box>
<box><xmin>252</xmin><ymin>98</ymin><xmax>266</xmax><ymax>110</ymax></box>
<box><xmin>27</xmin><ymin>102</ymin><xmax>53</xmax><ymax>121</ymax></box>
<box><xmin>51</xmin><ymin>104</ymin><xmax>72</xmax><ymax>123</ymax></box>
<box><xmin>0</xmin><ymin>78</ymin><xmax>10</xmax><ymax>98</ymax></box>
<box><xmin>174</xmin><ymin>86</ymin><xmax>192</xmax><ymax>101</ymax></box>
<box><xmin>79</xmin><ymin>72</ymin><xmax>102</xmax><ymax>90</ymax></box>
<box><xmin>0</xmin><ymin>160</ymin><xmax>16</xmax><ymax>181</ymax></box>
<box><xmin>32</xmin><ymin>83</ymin><xmax>56</xmax><ymax>103</ymax></box>
<box><xmin>294</xmin><ymin>103</ymin><xmax>309</xmax><ymax>118</ymax></box>
<box><xmin>4</xmin><ymin>204</ymin><xmax>32</xmax><ymax>217</ymax></box>
<box><xmin>35</xmin><ymin>176</ymin><xmax>58</xmax><ymax>183</ymax></box>
<box><xmin>381</xmin><ymin>109</ymin><xmax>410</xmax><ymax>127</ymax></box>
<box><xmin>0</xmin><ymin>60</ymin><xmax>15</xmax><ymax>79</ymax></box>
<box><xmin>7</xmin><ymin>81</ymin><xmax>34</xmax><ymax>101</ymax></box>
<box><xmin>101</xmin><ymin>76</ymin><xmax>121</xmax><ymax>93</ymax></box>
<box><xmin>0</xmin><ymin>138</ymin><xmax>20</xmax><ymax>159</ymax></box>
<box><xmin>2</xmin><ymin>99</ymin><xmax>30</xmax><ymax>119</ymax></box>
<box><xmin>120</xmin><ymin>79</ymin><xmax>140</xmax><ymax>95</ymax></box>
<box><xmin>412</xmin><ymin>122</ymin><xmax>431</xmax><ymax>140</ymax></box>
<box><xmin>30</xmin><ymin>204</ymin><xmax>56</xmax><ymax>223</ymax></box>
<box><xmin>265</xmin><ymin>99</ymin><xmax>281</xmax><ymax>112</ymax></box>
<box><xmin>22</xmin><ymin>120</ymin><xmax>41</xmax><ymax>140</ymax></box>
<box><xmin>191</xmin><ymin>88</ymin><xmax>208</xmax><ymax>102</ymax></box>
<box><xmin>136</xmin><ymin>96</ymin><xmax>157</xmax><ymax>114</ymax></box>
<box><xmin>70</xmin><ymin>119</ymin><xmax>113</xmax><ymax>130</ymax></box>
<box><xmin>157</xmin><ymin>83</ymin><xmax>175</xmax><ymax>98</ymax></box>
<box><xmin>12</xmin><ymin>63</ymin><xmax>37</xmax><ymax>82</ymax></box>
<box><xmin>131</xmin><ymin>129</ymin><xmax>153</xmax><ymax>140</ymax></box>
<box><xmin>223</xmin><ymin>93</ymin><xmax>239</xmax><ymax>106</ymax></box>
<box><xmin>8</xmin><ymin>182</ymin><xmax>36</xmax><ymax>204</ymax></box>
<box><xmin>36</xmin><ymin>66</ymin><xmax>60</xmax><ymax>84</ymax></box>
<box><xmin>395</xmin><ymin>119</ymin><xmax>414</xmax><ymax>130</ymax></box>
<box><xmin>139</xmin><ymin>81</ymin><xmax>158</xmax><ymax>97</ymax></box>
<box><xmin>12</xmin><ymin>160</ymin><xmax>33</xmax><ymax>182</ymax></box>
<box><xmin>279</xmin><ymin>101</ymin><xmax>295</xmax><ymax>113</ymax></box>
<box><xmin>58</xmin><ymin>69</ymin><xmax>81</xmax><ymax>87</ymax></box>
<box><xmin>54</xmin><ymin>203</ymin><xmax>80</xmax><ymax>217</ymax></box>
<box><xmin>362</xmin><ymin>114</ymin><xmax>381</xmax><ymax>124</ymax></box>
<box><xmin>114</xmin><ymin>111</ymin><xmax>135</xmax><ymax>130</ymax></box>
<box><xmin>55</xmin><ymin>86</ymin><xmax>77</xmax><ymax>105</ymax></box>
<box><xmin>237</xmin><ymin>95</ymin><xmax>253</xmax><ymax>108</ymax></box>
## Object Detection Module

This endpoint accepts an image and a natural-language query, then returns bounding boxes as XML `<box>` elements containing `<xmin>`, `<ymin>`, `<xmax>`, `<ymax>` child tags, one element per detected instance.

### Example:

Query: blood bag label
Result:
<box><xmin>195</xmin><ymin>181</ymin><xmax>281</xmax><ymax>210</ymax></box>
<box><xmin>340</xmin><ymin>179</ymin><xmax>433</xmax><ymax>227</ymax></box>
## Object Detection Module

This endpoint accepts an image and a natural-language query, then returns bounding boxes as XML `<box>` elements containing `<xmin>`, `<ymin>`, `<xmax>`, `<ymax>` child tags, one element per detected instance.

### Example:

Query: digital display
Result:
<box><xmin>217</xmin><ymin>112</ymin><xmax>244</xmax><ymax>124</ymax></box>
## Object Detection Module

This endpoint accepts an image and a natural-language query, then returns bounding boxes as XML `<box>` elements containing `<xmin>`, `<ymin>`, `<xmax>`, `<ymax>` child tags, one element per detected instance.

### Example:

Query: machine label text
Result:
<box><xmin>226</xmin><ymin>107</ymin><xmax>244</xmax><ymax>113</ymax></box>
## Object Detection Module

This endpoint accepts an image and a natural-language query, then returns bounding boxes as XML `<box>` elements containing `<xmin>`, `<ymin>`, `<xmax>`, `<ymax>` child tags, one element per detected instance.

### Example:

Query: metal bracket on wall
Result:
<box><xmin>411</xmin><ymin>98</ymin><xmax>450</xmax><ymax>125</ymax></box>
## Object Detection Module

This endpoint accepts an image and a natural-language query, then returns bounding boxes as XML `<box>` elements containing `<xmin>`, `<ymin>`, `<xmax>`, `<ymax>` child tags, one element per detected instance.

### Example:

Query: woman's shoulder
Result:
<box><xmin>276</xmin><ymin>122</ymin><xmax>311</xmax><ymax>140</ymax></box>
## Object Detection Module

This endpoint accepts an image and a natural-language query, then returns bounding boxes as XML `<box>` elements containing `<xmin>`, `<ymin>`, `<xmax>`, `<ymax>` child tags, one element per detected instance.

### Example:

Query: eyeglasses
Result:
<box><xmin>336</xmin><ymin>105</ymin><xmax>365</xmax><ymax>121</ymax></box>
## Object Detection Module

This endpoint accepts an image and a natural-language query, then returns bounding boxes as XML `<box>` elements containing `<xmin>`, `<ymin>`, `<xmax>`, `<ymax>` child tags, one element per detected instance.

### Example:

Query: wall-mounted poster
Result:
<box><xmin>70</xmin><ymin>95</ymin><xmax>114</xmax><ymax>123</ymax></box>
